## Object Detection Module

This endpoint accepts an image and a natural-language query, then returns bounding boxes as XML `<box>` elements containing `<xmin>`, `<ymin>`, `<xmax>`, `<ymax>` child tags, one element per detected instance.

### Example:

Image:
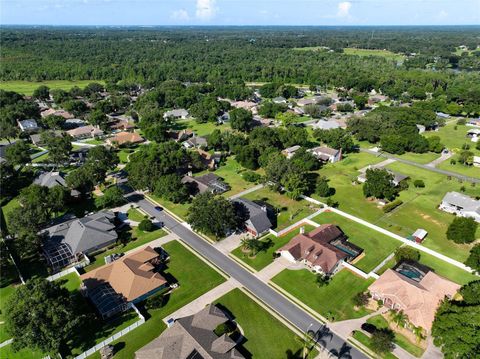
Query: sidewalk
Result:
<box><xmin>124</xmin><ymin>232</ymin><xmax>178</xmax><ymax>255</ymax></box>
<box><xmin>162</xmin><ymin>278</ymin><xmax>241</xmax><ymax>324</ymax></box>
<box><xmin>256</xmin><ymin>257</ymin><xmax>301</xmax><ymax>281</ymax></box>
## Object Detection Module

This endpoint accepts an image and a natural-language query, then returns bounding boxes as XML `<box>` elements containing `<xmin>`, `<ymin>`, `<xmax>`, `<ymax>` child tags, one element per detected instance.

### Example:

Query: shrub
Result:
<box><xmin>394</xmin><ymin>246</ymin><xmax>420</xmax><ymax>262</ymax></box>
<box><xmin>457</xmin><ymin>118</ymin><xmax>466</xmax><ymax>125</ymax></box>
<box><xmin>138</xmin><ymin>219</ymin><xmax>155</xmax><ymax>232</ymax></box>
<box><xmin>413</xmin><ymin>179</ymin><xmax>425</xmax><ymax>188</ymax></box>
<box><xmin>214</xmin><ymin>321</ymin><xmax>236</xmax><ymax>336</ymax></box>
<box><xmin>371</xmin><ymin>329</ymin><xmax>395</xmax><ymax>354</ymax></box>
<box><xmin>352</xmin><ymin>291</ymin><xmax>371</xmax><ymax>307</ymax></box>
<box><xmin>145</xmin><ymin>291</ymin><xmax>167</xmax><ymax>309</ymax></box>
<box><xmin>447</xmin><ymin>217</ymin><xmax>478</xmax><ymax>243</ymax></box>
<box><xmin>242</xmin><ymin>171</ymin><xmax>262</xmax><ymax>183</ymax></box>
<box><xmin>382</xmin><ymin>199</ymin><xmax>403</xmax><ymax>213</ymax></box>
<box><xmin>450</xmin><ymin>158</ymin><xmax>457</xmax><ymax>165</ymax></box>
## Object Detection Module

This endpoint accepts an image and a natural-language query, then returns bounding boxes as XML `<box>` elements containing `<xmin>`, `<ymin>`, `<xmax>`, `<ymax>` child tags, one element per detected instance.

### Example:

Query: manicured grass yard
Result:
<box><xmin>56</xmin><ymin>272</ymin><xmax>82</xmax><ymax>292</ymax></box>
<box><xmin>366</xmin><ymin>315</ymin><xmax>425</xmax><ymax>357</ymax></box>
<box><xmin>117</xmin><ymin>149</ymin><xmax>135</xmax><ymax>164</ymax></box>
<box><xmin>0</xmin><ymin>345</ymin><xmax>45</xmax><ymax>359</ymax></box>
<box><xmin>214</xmin><ymin>157</ymin><xmax>263</xmax><ymax>197</ymax></box>
<box><xmin>127</xmin><ymin>207</ymin><xmax>146</xmax><ymax>222</ymax></box>
<box><xmin>87</xmin><ymin>240</ymin><xmax>225</xmax><ymax>359</ymax></box>
<box><xmin>84</xmin><ymin>227</ymin><xmax>167</xmax><ymax>272</ymax></box>
<box><xmin>174</xmin><ymin>119</ymin><xmax>230</xmax><ymax>137</ymax></box>
<box><xmin>148</xmin><ymin>194</ymin><xmax>191</xmax><ymax>220</ymax></box>
<box><xmin>215</xmin><ymin>288</ymin><xmax>317</xmax><ymax>359</ymax></box>
<box><xmin>351</xmin><ymin>331</ymin><xmax>398</xmax><ymax>359</ymax></box>
<box><xmin>396</xmin><ymin>152</ymin><xmax>440</xmax><ymax>164</ymax></box>
<box><xmin>437</xmin><ymin>159</ymin><xmax>480</xmax><ymax>178</ymax></box>
<box><xmin>312</xmin><ymin>211</ymin><xmax>401</xmax><ymax>273</ymax></box>
<box><xmin>272</xmin><ymin>269</ymin><xmax>374</xmax><ymax>321</ymax></box>
<box><xmin>243</xmin><ymin>187</ymin><xmax>320</xmax><ymax>230</ymax></box>
<box><xmin>0</xmin><ymin>80</ymin><xmax>105</xmax><ymax>96</ymax></box>
<box><xmin>231</xmin><ymin>224</ymin><xmax>315</xmax><ymax>271</ymax></box>
<box><xmin>424</xmin><ymin>123</ymin><xmax>480</xmax><ymax>157</ymax></box>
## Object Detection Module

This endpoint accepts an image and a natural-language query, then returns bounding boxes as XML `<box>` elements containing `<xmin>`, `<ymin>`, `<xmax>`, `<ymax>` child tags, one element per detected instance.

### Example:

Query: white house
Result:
<box><xmin>163</xmin><ymin>109</ymin><xmax>189</xmax><ymax>120</ymax></box>
<box><xmin>467</xmin><ymin>129</ymin><xmax>480</xmax><ymax>143</ymax></box>
<box><xmin>474</xmin><ymin>156</ymin><xmax>480</xmax><ymax>168</ymax></box>
<box><xmin>281</xmin><ymin>145</ymin><xmax>301</xmax><ymax>159</ymax></box>
<box><xmin>439</xmin><ymin>192</ymin><xmax>480</xmax><ymax>223</ymax></box>
<box><xmin>308</xmin><ymin>146</ymin><xmax>342</xmax><ymax>163</ymax></box>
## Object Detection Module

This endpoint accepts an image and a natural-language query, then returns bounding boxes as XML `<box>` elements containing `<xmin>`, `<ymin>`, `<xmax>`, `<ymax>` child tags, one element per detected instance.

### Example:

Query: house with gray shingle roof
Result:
<box><xmin>163</xmin><ymin>108</ymin><xmax>189</xmax><ymax>120</ymax></box>
<box><xmin>34</xmin><ymin>171</ymin><xmax>80</xmax><ymax>198</ymax></box>
<box><xmin>439</xmin><ymin>192</ymin><xmax>480</xmax><ymax>222</ymax></box>
<box><xmin>233</xmin><ymin>198</ymin><xmax>273</xmax><ymax>237</ymax></box>
<box><xmin>41</xmin><ymin>211</ymin><xmax>118</xmax><ymax>271</ymax></box>
<box><xmin>135</xmin><ymin>304</ymin><xmax>245</xmax><ymax>359</ymax></box>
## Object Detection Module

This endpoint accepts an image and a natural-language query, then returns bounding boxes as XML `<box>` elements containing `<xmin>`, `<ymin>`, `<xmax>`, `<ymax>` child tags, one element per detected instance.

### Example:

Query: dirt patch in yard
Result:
<box><xmin>417</xmin><ymin>212</ymin><xmax>443</xmax><ymax>227</ymax></box>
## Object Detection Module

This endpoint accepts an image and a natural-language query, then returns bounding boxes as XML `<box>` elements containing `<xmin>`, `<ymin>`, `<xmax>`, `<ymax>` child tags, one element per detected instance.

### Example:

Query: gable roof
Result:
<box><xmin>135</xmin><ymin>304</ymin><xmax>245</xmax><ymax>359</ymax></box>
<box><xmin>81</xmin><ymin>246</ymin><xmax>167</xmax><ymax>302</ymax></box>
<box><xmin>278</xmin><ymin>224</ymin><xmax>348</xmax><ymax>273</ymax></box>
<box><xmin>442</xmin><ymin>191</ymin><xmax>480</xmax><ymax>213</ymax></box>
<box><xmin>233</xmin><ymin>198</ymin><xmax>272</xmax><ymax>234</ymax></box>
<box><xmin>182</xmin><ymin>173</ymin><xmax>229</xmax><ymax>194</ymax></box>
<box><xmin>43</xmin><ymin>211</ymin><xmax>118</xmax><ymax>255</ymax></box>
<box><xmin>108</xmin><ymin>131</ymin><xmax>144</xmax><ymax>145</ymax></box>
<box><xmin>34</xmin><ymin>171</ymin><xmax>67</xmax><ymax>188</ymax></box>
<box><xmin>368</xmin><ymin>269</ymin><xmax>460</xmax><ymax>330</ymax></box>
<box><xmin>67</xmin><ymin>125</ymin><xmax>104</xmax><ymax>137</ymax></box>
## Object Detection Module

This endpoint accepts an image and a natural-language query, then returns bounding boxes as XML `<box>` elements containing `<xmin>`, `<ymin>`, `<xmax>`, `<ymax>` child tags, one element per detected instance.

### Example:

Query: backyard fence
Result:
<box><xmin>46</xmin><ymin>266</ymin><xmax>81</xmax><ymax>282</ymax></box>
<box><xmin>73</xmin><ymin>303</ymin><xmax>145</xmax><ymax>359</ymax></box>
<box><xmin>269</xmin><ymin>208</ymin><xmax>325</xmax><ymax>237</ymax></box>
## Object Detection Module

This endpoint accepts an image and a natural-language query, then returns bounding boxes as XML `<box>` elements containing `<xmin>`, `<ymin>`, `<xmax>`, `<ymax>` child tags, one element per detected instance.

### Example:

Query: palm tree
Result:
<box><xmin>241</xmin><ymin>237</ymin><xmax>261</xmax><ymax>256</ymax></box>
<box><xmin>411</xmin><ymin>325</ymin><xmax>426</xmax><ymax>343</ymax></box>
<box><xmin>390</xmin><ymin>309</ymin><xmax>407</xmax><ymax>328</ymax></box>
<box><xmin>294</xmin><ymin>330</ymin><xmax>316</xmax><ymax>359</ymax></box>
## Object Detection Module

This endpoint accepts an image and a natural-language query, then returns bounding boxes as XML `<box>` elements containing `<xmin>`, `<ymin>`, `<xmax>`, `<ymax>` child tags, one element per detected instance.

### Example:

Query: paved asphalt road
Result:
<box><xmin>360</xmin><ymin>148</ymin><xmax>480</xmax><ymax>183</ymax></box>
<box><xmin>127</xmin><ymin>192</ymin><xmax>368</xmax><ymax>359</ymax></box>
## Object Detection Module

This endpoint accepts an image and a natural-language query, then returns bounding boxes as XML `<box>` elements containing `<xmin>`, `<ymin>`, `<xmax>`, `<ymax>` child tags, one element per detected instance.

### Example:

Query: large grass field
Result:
<box><xmin>231</xmin><ymin>224</ymin><xmax>316</xmax><ymax>271</ymax></box>
<box><xmin>343</xmin><ymin>48</ymin><xmax>405</xmax><ymax>62</ymax></box>
<box><xmin>396</xmin><ymin>152</ymin><xmax>440</xmax><ymax>164</ymax></box>
<box><xmin>83</xmin><ymin>227</ymin><xmax>167</xmax><ymax>272</ymax></box>
<box><xmin>243</xmin><ymin>187</ymin><xmax>320</xmax><ymax>230</ymax></box>
<box><xmin>0</xmin><ymin>80</ymin><xmax>105</xmax><ymax>96</ymax></box>
<box><xmin>272</xmin><ymin>269</ymin><xmax>374</xmax><ymax>321</ymax></box>
<box><xmin>366</xmin><ymin>315</ymin><xmax>425</xmax><ymax>358</ymax></box>
<box><xmin>312</xmin><ymin>211</ymin><xmax>401</xmax><ymax>273</ymax></box>
<box><xmin>424</xmin><ymin>123</ymin><xmax>480</xmax><ymax>156</ymax></box>
<box><xmin>214</xmin><ymin>288</ymin><xmax>317</xmax><ymax>359</ymax></box>
<box><xmin>174</xmin><ymin>119</ymin><xmax>230</xmax><ymax>137</ymax></box>
<box><xmin>87</xmin><ymin>240</ymin><xmax>225</xmax><ymax>359</ymax></box>
<box><xmin>214</xmin><ymin>157</ymin><xmax>264</xmax><ymax>197</ymax></box>
<box><xmin>312</xmin><ymin>152</ymin><xmax>478</xmax><ymax>262</ymax></box>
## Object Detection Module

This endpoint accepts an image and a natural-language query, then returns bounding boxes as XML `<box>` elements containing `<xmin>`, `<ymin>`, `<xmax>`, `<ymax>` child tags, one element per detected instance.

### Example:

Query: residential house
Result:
<box><xmin>292</xmin><ymin>107</ymin><xmax>305</xmax><ymax>115</ymax></box>
<box><xmin>272</xmin><ymin>96</ymin><xmax>287</xmax><ymax>104</ymax></box>
<box><xmin>195</xmin><ymin>149</ymin><xmax>222</xmax><ymax>170</ymax></box>
<box><xmin>311</xmin><ymin>120</ymin><xmax>341</xmax><ymax>131</ymax></box>
<box><xmin>439</xmin><ymin>191</ymin><xmax>480</xmax><ymax>222</ymax></box>
<box><xmin>474</xmin><ymin>156</ymin><xmax>480</xmax><ymax>168</ymax></box>
<box><xmin>231</xmin><ymin>100</ymin><xmax>257</xmax><ymax>111</ymax></box>
<box><xmin>106</xmin><ymin>131</ymin><xmax>144</xmax><ymax>146</ymax></box>
<box><xmin>308</xmin><ymin>146</ymin><xmax>342</xmax><ymax>163</ymax></box>
<box><xmin>436</xmin><ymin>112</ymin><xmax>450</xmax><ymax>119</ymax></box>
<box><xmin>281</xmin><ymin>145</ymin><xmax>301</xmax><ymax>159</ymax></box>
<box><xmin>17</xmin><ymin>119</ymin><xmax>39</xmax><ymax>133</ymax></box>
<box><xmin>135</xmin><ymin>304</ymin><xmax>245</xmax><ymax>359</ymax></box>
<box><xmin>67</xmin><ymin>125</ymin><xmax>104</xmax><ymax>140</ymax></box>
<box><xmin>182</xmin><ymin>173</ymin><xmax>230</xmax><ymax>195</ymax></box>
<box><xmin>64</xmin><ymin>118</ymin><xmax>87</xmax><ymax>129</ymax></box>
<box><xmin>0</xmin><ymin>142</ymin><xmax>14</xmax><ymax>164</ymax></box>
<box><xmin>81</xmin><ymin>246</ymin><xmax>168</xmax><ymax>318</ymax></box>
<box><xmin>30</xmin><ymin>130</ymin><xmax>63</xmax><ymax>146</ymax></box>
<box><xmin>169</xmin><ymin>129</ymin><xmax>193</xmax><ymax>142</ymax></box>
<box><xmin>41</xmin><ymin>211</ymin><xmax>118</xmax><ymax>271</ymax></box>
<box><xmin>34</xmin><ymin>171</ymin><xmax>80</xmax><ymax>198</ymax></box>
<box><xmin>416</xmin><ymin>124</ymin><xmax>426</xmax><ymax>134</ymax></box>
<box><xmin>297</xmin><ymin>98</ymin><xmax>316</xmax><ymax>107</ymax></box>
<box><xmin>41</xmin><ymin>108</ymin><xmax>74</xmax><ymax>119</ymax></box>
<box><xmin>164</xmin><ymin>109</ymin><xmax>189</xmax><ymax>120</ymax></box>
<box><xmin>69</xmin><ymin>147</ymin><xmax>90</xmax><ymax>165</ymax></box>
<box><xmin>108</xmin><ymin>117</ymin><xmax>135</xmax><ymax>132</ymax></box>
<box><xmin>233</xmin><ymin>198</ymin><xmax>272</xmax><ymax>237</ymax></box>
<box><xmin>183</xmin><ymin>135</ymin><xmax>208</xmax><ymax>149</ymax></box>
<box><xmin>467</xmin><ymin>128</ymin><xmax>480</xmax><ymax>143</ymax></box>
<box><xmin>368</xmin><ymin>264</ymin><xmax>460</xmax><ymax>331</ymax></box>
<box><xmin>467</xmin><ymin>118</ymin><xmax>480</xmax><ymax>127</ymax></box>
<box><xmin>357</xmin><ymin>166</ymin><xmax>409</xmax><ymax>187</ymax></box>
<box><xmin>277</xmin><ymin>224</ymin><xmax>363</xmax><ymax>275</ymax></box>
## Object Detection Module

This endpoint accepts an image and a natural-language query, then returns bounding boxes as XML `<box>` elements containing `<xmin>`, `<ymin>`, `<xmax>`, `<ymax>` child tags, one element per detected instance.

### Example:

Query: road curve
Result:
<box><xmin>359</xmin><ymin>148</ymin><xmax>480</xmax><ymax>183</ymax></box>
<box><xmin>127</xmin><ymin>192</ymin><xmax>369</xmax><ymax>359</ymax></box>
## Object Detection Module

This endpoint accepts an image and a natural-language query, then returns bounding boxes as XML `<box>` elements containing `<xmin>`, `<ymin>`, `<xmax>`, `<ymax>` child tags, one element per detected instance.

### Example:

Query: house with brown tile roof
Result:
<box><xmin>67</xmin><ymin>125</ymin><xmax>104</xmax><ymax>139</ymax></box>
<box><xmin>106</xmin><ymin>131</ymin><xmax>144</xmax><ymax>146</ymax></box>
<box><xmin>135</xmin><ymin>304</ymin><xmax>245</xmax><ymax>359</ymax></box>
<box><xmin>277</xmin><ymin>224</ymin><xmax>362</xmax><ymax>275</ymax></box>
<box><xmin>81</xmin><ymin>246</ymin><xmax>168</xmax><ymax>318</ymax></box>
<box><xmin>368</xmin><ymin>266</ymin><xmax>460</xmax><ymax>331</ymax></box>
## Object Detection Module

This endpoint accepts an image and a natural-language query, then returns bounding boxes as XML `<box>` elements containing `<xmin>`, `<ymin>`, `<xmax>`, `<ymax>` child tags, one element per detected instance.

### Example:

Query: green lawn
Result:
<box><xmin>424</xmin><ymin>123</ymin><xmax>480</xmax><ymax>157</ymax></box>
<box><xmin>312</xmin><ymin>211</ymin><xmax>401</xmax><ymax>273</ymax></box>
<box><xmin>214</xmin><ymin>288</ymin><xmax>317</xmax><ymax>359</ymax></box>
<box><xmin>343</xmin><ymin>48</ymin><xmax>405</xmax><ymax>62</ymax></box>
<box><xmin>352</xmin><ymin>331</ymin><xmax>398</xmax><ymax>359</ymax></box>
<box><xmin>31</xmin><ymin>152</ymin><xmax>49</xmax><ymax>163</ymax></box>
<box><xmin>82</xmin><ymin>139</ymin><xmax>104</xmax><ymax>145</ymax></box>
<box><xmin>273</xmin><ymin>269</ymin><xmax>374</xmax><ymax>321</ymax></box>
<box><xmin>231</xmin><ymin>224</ymin><xmax>315</xmax><ymax>271</ymax></box>
<box><xmin>213</xmin><ymin>157</ymin><xmax>263</xmax><ymax>197</ymax></box>
<box><xmin>0</xmin><ymin>80</ymin><xmax>105</xmax><ymax>96</ymax></box>
<box><xmin>56</xmin><ymin>272</ymin><xmax>82</xmax><ymax>292</ymax></box>
<box><xmin>0</xmin><ymin>285</ymin><xmax>16</xmax><ymax>343</ymax></box>
<box><xmin>437</xmin><ymin>159</ymin><xmax>480</xmax><ymax>178</ymax></box>
<box><xmin>86</xmin><ymin>240</ymin><xmax>225</xmax><ymax>359</ymax></box>
<box><xmin>84</xmin><ymin>227</ymin><xmax>167</xmax><ymax>272</ymax></box>
<box><xmin>117</xmin><ymin>149</ymin><xmax>135</xmax><ymax>164</ymax></box>
<box><xmin>174</xmin><ymin>119</ymin><xmax>230</xmax><ymax>137</ymax></box>
<box><xmin>396</xmin><ymin>152</ymin><xmax>440</xmax><ymax>164</ymax></box>
<box><xmin>0</xmin><ymin>344</ymin><xmax>45</xmax><ymax>359</ymax></box>
<box><xmin>366</xmin><ymin>315</ymin><xmax>425</xmax><ymax>357</ymax></box>
<box><xmin>243</xmin><ymin>187</ymin><xmax>319</xmax><ymax>230</ymax></box>
<box><xmin>127</xmin><ymin>207</ymin><xmax>146</xmax><ymax>222</ymax></box>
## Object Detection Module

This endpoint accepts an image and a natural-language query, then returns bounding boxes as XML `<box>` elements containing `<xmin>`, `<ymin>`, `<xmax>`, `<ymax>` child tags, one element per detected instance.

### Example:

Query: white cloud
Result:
<box><xmin>437</xmin><ymin>10</ymin><xmax>448</xmax><ymax>20</ymax></box>
<box><xmin>337</xmin><ymin>1</ymin><xmax>352</xmax><ymax>18</ymax></box>
<box><xmin>171</xmin><ymin>9</ymin><xmax>190</xmax><ymax>21</ymax></box>
<box><xmin>196</xmin><ymin>0</ymin><xmax>217</xmax><ymax>21</ymax></box>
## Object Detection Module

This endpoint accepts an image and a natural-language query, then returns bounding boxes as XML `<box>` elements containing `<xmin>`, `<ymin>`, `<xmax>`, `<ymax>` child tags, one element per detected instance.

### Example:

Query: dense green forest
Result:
<box><xmin>1</xmin><ymin>26</ymin><xmax>479</xmax><ymax>90</ymax></box>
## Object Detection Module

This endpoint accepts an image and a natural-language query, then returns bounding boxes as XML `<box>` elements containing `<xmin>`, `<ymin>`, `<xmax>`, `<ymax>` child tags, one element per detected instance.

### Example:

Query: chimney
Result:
<box><xmin>300</xmin><ymin>226</ymin><xmax>305</xmax><ymax>234</ymax></box>
<box><xmin>187</xmin><ymin>171</ymin><xmax>193</xmax><ymax>177</ymax></box>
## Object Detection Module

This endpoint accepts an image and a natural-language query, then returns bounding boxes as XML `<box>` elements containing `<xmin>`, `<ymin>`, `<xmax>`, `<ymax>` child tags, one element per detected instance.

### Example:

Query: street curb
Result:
<box><xmin>227</xmin><ymin>252</ymin><xmax>258</xmax><ymax>274</ymax></box>
<box><xmin>348</xmin><ymin>336</ymin><xmax>378</xmax><ymax>359</ymax></box>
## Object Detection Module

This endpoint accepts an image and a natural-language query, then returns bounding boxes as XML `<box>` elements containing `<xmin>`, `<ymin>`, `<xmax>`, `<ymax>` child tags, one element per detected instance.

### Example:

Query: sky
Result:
<box><xmin>1</xmin><ymin>0</ymin><xmax>479</xmax><ymax>26</ymax></box>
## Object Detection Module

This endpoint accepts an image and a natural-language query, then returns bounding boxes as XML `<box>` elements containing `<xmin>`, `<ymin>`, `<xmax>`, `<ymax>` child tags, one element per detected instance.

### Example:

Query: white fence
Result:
<box><xmin>269</xmin><ymin>208</ymin><xmax>325</xmax><ymax>237</ymax></box>
<box><xmin>73</xmin><ymin>304</ymin><xmax>145</xmax><ymax>359</ymax></box>
<box><xmin>46</xmin><ymin>266</ymin><xmax>81</xmax><ymax>282</ymax></box>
